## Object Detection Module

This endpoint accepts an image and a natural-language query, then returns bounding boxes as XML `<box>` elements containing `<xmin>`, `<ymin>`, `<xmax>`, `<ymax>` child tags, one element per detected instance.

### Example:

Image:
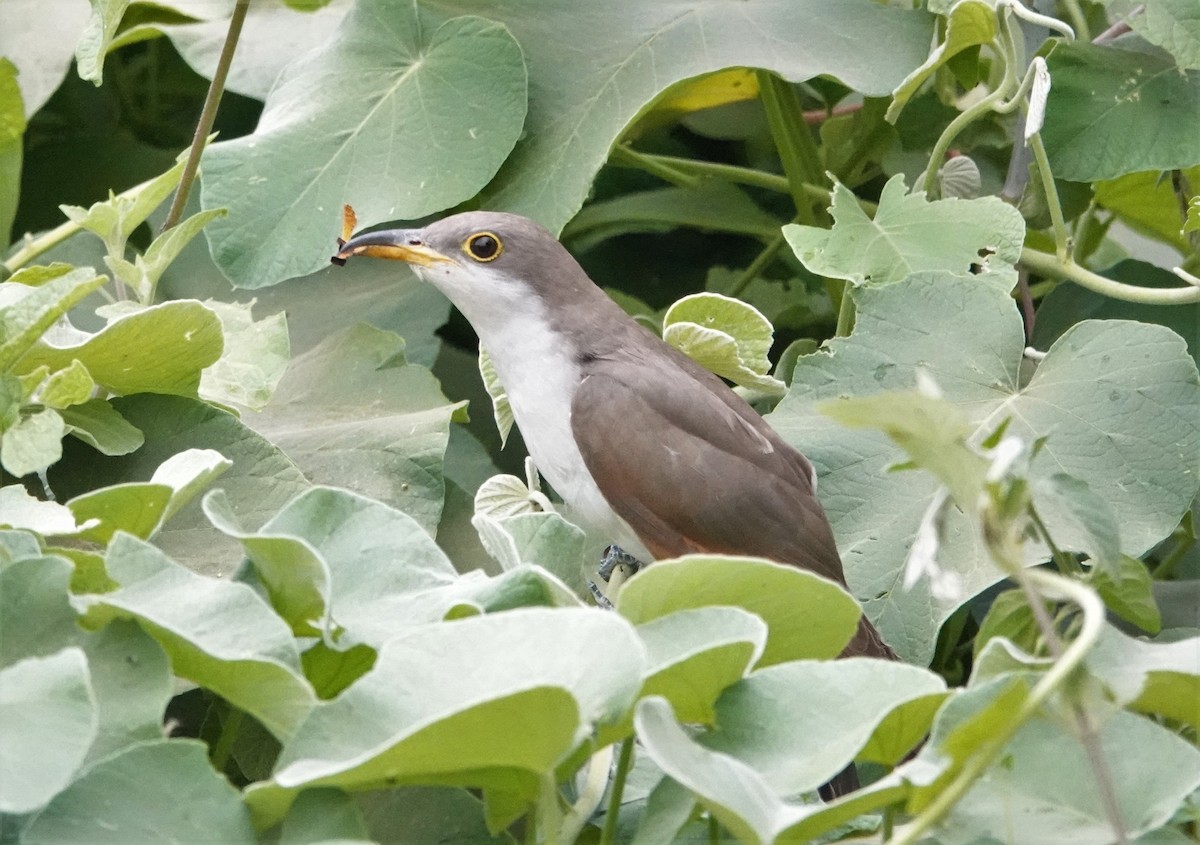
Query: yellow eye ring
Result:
<box><xmin>463</xmin><ymin>232</ymin><xmax>503</xmax><ymax>262</ymax></box>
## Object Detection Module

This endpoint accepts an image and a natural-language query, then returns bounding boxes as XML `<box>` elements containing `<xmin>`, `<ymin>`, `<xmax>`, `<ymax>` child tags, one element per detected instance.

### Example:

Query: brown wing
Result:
<box><xmin>570</xmin><ymin>352</ymin><xmax>846</xmax><ymax>585</ymax></box>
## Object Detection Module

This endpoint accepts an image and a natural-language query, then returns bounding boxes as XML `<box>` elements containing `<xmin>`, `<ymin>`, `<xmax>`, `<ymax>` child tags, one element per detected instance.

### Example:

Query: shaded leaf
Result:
<box><xmin>23</xmin><ymin>740</ymin><xmax>256</xmax><ymax>844</ymax></box>
<box><xmin>0</xmin><ymin>648</ymin><xmax>96</xmax><ymax>814</ymax></box>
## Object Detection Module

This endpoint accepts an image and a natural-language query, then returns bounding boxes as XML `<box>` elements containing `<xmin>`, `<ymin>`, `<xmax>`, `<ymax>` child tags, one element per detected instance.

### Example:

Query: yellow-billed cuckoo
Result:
<box><xmin>332</xmin><ymin>210</ymin><xmax>895</xmax><ymax>663</ymax></box>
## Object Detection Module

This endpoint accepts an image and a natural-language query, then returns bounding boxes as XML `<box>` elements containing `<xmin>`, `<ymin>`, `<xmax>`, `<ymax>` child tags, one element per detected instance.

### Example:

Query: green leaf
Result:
<box><xmin>206</xmin><ymin>485</ymin><xmax>459</xmax><ymax>644</ymax></box>
<box><xmin>1187</xmin><ymin>195</ymin><xmax>1200</xmax><ymax>234</ymax></box>
<box><xmin>784</xmin><ymin>175</ymin><xmax>1025</xmax><ymax>289</ymax></box>
<box><xmin>64</xmin><ymin>448</ymin><xmax>231</xmax><ymax>544</ymax></box>
<box><xmin>245</xmin><ymin>324</ymin><xmax>464</xmax><ymax>534</ymax></box>
<box><xmin>1098</xmin><ymin>0</ymin><xmax>1200</xmax><ymax>70</ymax></box>
<box><xmin>477</xmin><ymin>346</ymin><xmax>514</xmax><ymax>448</ymax></box>
<box><xmin>105</xmin><ymin>208</ymin><xmax>227</xmax><ymax>303</ymax></box>
<box><xmin>769</xmin><ymin>274</ymin><xmax>1200</xmax><ymax>663</ymax></box>
<box><xmin>617</xmin><ymin>555</ymin><xmax>862</xmax><ymax>665</ymax></box>
<box><xmin>821</xmin><ymin>389</ymin><xmax>988</xmax><ymax>511</ymax></box>
<box><xmin>78</xmin><ymin>620</ymin><xmax>172</xmax><ymax>766</ymax></box>
<box><xmin>1042</xmin><ymin>40</ymin><xmax>1200</xmax><ymax>182</ymax></box>
<box><xmin>201</xmin><ymin>8</ymin><xmax>528</xmax><ymax>288</ymax></box>
<box><xmin>1094</xmin><ymin>167</ymin><xmax>1200</xmax><ymax>254</ymax></box>
<box><xmin>59</xmin><ymin>398</ymin><xmax>144</xmax><ymax>456</ymax></box>
<box><xmin>0</xmin><ymin>406</ymin><xmax>64</xmax><ymax>476</ymax></box>
<box><xmin>279</xmin><ymin>788</ymin><xmax>369</xmax><ymax>845</ymax></box>
<box><xmin>75</xmin><ymin>0</ymin><xmax>132</xmax><ymax>85</ymax></box>
<box><xmin>633</xmin><ymin>696</ymin><xmax>806</xmax><ymax>845</ymax></box>
<box><xmin>59</xmin><ymin>157</ymin><xmax>186</xmax><ymax>255</ymax></box>
<box><xmin>937</xmin><ymin>710</ymin><xmax>1200</xmax><ymax>843</ymax></box>
<box><xmin>454</xmin><ymin>0</ymin><xmax>934</xmax><ymax>231</ymax></box>
<box><xmin>0</xmin><ymin>648</ymin><xmax>97</xmax><ymax>814</ymax></box>
<box><xmin>973</xmin><ymin>589</ymin><xmax>1041</xmax><ymax>660</ymax></box>
<box><xmin>0</xmin><ymin>57</ymin><xmax>24</xmax><ymax>245</ymax></box>
<box><xmin>1090</xmin><ymin>554</ymin><xmax>1162</xmax><ymax>633</ymax></box>
<box><xmin>1087</xmin><ymin>623</ymin><xmax>1200</xmax><ymax>729</ymax></box>
<box><xmin>38</xmin><ymin>359</ymin><xmax>95</xmax><ymax>409</ymax></box>
<box><xmin>0</xmin><ymin>267</ymin><xmax>108</xmax><ymax>371</ymax></box>
<box><xmin>700</xmin><ymin>659</ymin><xmax>947</xmax><ymax>796</ymax></box>
<box><xmin>51</xmin><ymin>394</ymin><xmax>311</xmax><ymax>577</ymax></box>
<box><xmin>245</xmin><ymin>608</ymin><xmax>645</xmax><ymax>829</ymax></box>
<box><xmin>140</xmin><ymin>0</ymin><xmax>353</xmax><ymax>101</ymax></box>
<box><xmin>626</xmin><ymin>607</ymin><xmax>767</xmax><ymax>731</ymax></box>
<box><xmin>662</xmin><ymin>293</ymin><xmax>786</xmax><ymax>395</ymax></box>
<box><xmin>0</xmin><ymin>485</ymin><xmax>80</xmax><ymax>536</ymax></box>
<box><xmin>22</xmin><ymin>740</ymin><xmax>257</xmax><ymax>844</ymax></box>
<box><xmin>198</xmin><ymin>299</ymin><xmax>290</xmax><ymax>411</ymax></box>
<box><xmin>1031</xmin><ymin>259</ymin><xmax>1200</xmax><ymax>371</ymax></box>
<box><xmin>1031</xmin><ymin>472</ymin><xmax>1121</xmax><ymax>572</ymax></box>
<box><xmin>356</xmin><ymin>786</ymin><xmax>517</xmax><ymax>845</ymax></box>
<box><xmin>17</xmin><ymin>300</ymin><xmax>224</xmax><ymax>397</ymax></box>
<box><xmin>0</xmin><ymin>1</ymin><xmax>92</xmax><ymax>116</ymax></box>
<box><xmin>886</xmin><ymin>0</ymin><xmax>999</xmax><ymax>122</ymax></box>
<box><xmin>560</xmin><ymin>182</ymin><xmax>782</xmax><ymax>253</ymax></box>
<box><xmin>471</xmin><ymin>511</ymin><xmax>592</xmax><ymax>597</ymax></box>
<box><xmin>79</xmin><ymin>533</ymin><xmax>317</xmax><ymax>740</ymax></box>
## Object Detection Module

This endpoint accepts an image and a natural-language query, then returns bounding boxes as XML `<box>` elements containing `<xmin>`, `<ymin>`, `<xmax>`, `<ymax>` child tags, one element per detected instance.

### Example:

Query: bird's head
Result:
<box><xmin>333</xmin><ymin>210</ymin><xmax>597</xmax><ymax>329</ymax></box>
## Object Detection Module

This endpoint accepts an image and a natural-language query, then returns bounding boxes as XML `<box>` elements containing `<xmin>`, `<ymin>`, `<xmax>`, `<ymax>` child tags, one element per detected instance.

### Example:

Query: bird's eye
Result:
<box><xmin>464</xmin><ymin>232</ymin><xmax>502</xmax><ymax>262</ymax></box>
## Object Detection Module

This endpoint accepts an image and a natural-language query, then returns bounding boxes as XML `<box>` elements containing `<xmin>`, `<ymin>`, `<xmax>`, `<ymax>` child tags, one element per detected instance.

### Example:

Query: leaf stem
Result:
<box><xmin>609</xmin><ymin>145</ymin><xmax>702</xmax><ymax>189</ymax></box>
<box><xmin>537</xmin><ymin>772</ymin><xmax>564</xmax><ymax>845</ymax></box>
<box><xmin>756</xmin><ymin>70</ymin><xmax>826</xmax><ymax>225</ymax></box>
<box><xmin>210</xmin><ymin>704</ymin><xmax>244</xmax><ymax>773</ymax></box>
<box><xmin>1019</xmin><ymin>247</ymin><xmax>1200</xmax><ymax>304</ymax></box>
<box><xmin>1</xmin><ymin>219</ymin><xmax>79</xmax><ymax>278</ymax></box>
<box><xmin>160</xmin><ymin>0</ymin><xmax>251</xmax><ymax>232</ymax></box>
<box><xmin>599</xmin><ymin>738</ymin><xmax>635</xmax><ymax>845</ymax></box>
<box><xmin>834</xmin><ymin>282</ymin><xmax>855</xmax><ymax>337</ymax></box>
<box><xmin>1028</xmin><ymin>134</ymin><xmax>1071</xmax><ymax>261</ymax></box>
<box><xmin>889</xmin><ymin>570</ymin><xmax>1105</xmax><ymax>845</ymax></box>
<box><xmin>729</xmin><ymin>227</ymin><xmax>788</xmax><ymax>298</ymax></box>
<box><xmin>1028</xmin><ymin>506</ymin><xmax>1084</xmax><ymax>576</ymax></box>
<box><xmin>558</xmin><ymin>743</ymin><xmax>614</xmax><ymax>844</ymax></box>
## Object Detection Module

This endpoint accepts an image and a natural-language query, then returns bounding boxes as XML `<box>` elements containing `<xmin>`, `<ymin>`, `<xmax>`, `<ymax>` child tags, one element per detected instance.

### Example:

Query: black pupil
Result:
<box><xmin>471</xmin><ymin>234</ymin><xmax>498</xmax><ymax>259</ymax></box>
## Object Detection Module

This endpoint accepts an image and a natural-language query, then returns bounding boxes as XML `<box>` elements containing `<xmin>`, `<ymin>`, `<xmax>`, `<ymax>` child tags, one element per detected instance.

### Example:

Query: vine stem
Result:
<box><xmin>1028</xmin><ymin>133</ymin><xmax>1071</xmax><ymax>261</ymax></box>
<box><xmin>210</xmin><ymin>704</ymin><xmax>244</xmax><ymax>773</ymax></box>
<box><xmin>1020</xmin><ymin>247</ymin><xmax>1200</xmax><ymax>304</ymax></box>
<box><xmin>889</xmin><ymin>570</ymin><xmax>1106</xmax><ymax>845</ymax></box>
<box><xmin>160</xmin><ymin>0</ymin><xmax>251</xmax><ymax>232</ymax></box>
<box><xmin>557</xmin><ymin>743</ymin><xmax>614</xmax><ymax>844</ymax></box>
<box><xmin>599</xmin><ymin>738</ymin><xmax>635</xmax><ymax>845</ymax></box>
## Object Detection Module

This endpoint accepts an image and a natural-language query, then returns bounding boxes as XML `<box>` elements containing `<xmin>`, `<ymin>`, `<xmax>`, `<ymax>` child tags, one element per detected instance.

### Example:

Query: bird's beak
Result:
<box><xmin>331</xmin><ymin>228</ymin><xmax>453</xmax><ymax>268</ymax></box>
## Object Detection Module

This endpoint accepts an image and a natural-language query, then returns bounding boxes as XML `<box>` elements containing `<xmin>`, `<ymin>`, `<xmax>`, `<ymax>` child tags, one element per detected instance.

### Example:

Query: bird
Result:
<box><xmin>333</xmin><ymin>210</ymin><xmax>895</xmax><ymax>662</ymax></box>
<box><xmin>334</xmin><ymin>210</ymin><xmax>898</xmax><ymax>797</ymax></box>
<box><xmin>334</xmin><ymin>211</ymin><xmax>897</xmax><ymax>795</ymax></box>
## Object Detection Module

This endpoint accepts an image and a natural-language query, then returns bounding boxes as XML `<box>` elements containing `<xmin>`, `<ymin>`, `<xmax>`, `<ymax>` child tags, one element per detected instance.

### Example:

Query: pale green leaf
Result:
<box><xmin>16</xmin><ymin>300</ymin><xmax>224</xmax><ymax>397</ymax></box>
<box><xmin>22</xmin><ymin>740</ymin><xmax>256</xmax><ymax>844</ymax></box>
<box><xmin>769</xmin><ymin>274</ymin><xmax>1200</xmax><ymax>663</ymax></box>
<box><xmin>245</xmin><ymin>324</ymin><xmax>464</xmax><ymax>534</ymax></box>
<box><xmin>473</xmin><ymin>471</ymin><xmax>550</xmax><ymax>520</ymax></box>
<box><xmin>887</xmin><ymin>0</ymin><xmax>999</xmax><ymax>122</ymax></box>
<box><xmin>471</xmin><ymin>511</ymin><xmax>591</xmax><ymax>597</ymax></box>
<box><xmin>663</xmin><ymin>293</ymin><xmax>785</xmax><ymax>395</ymax></box>
<box><xmin>355</xmin><ymin>786</ymin><xmax>517</xmax><ymax>845</ymax></box>
<box><xmin>79</xmin><ymin>620</ymin><xmax>172</xmax><ymax>765</ymax></box>
<box><xmin>1086</xmin><ymin>623</ymin><xmax>1200</xmax><ymax>729</ymax></box>
<box><xmin>617</xmin><ymin>555</ymin><xmax>862</xmax><ymax>665</ymax></box>
<box><xmin>0</xmin><ymin>485</ymin><xmax>80</xmax><ymax>536</ymax></box>
<box><xmin>0</xmin><ymin>1</ymin><xmax>91</xmax><ymax>117</ymax></box>
<box><xmin>0</xmin><ymin>555</ymin><xmax>83</xmax><ymax>671</ymax></box>
<box><xmin>245</xmin><ymin>608</ymin><xmax>645</xmax><ymax>829</ymax></box>
<box><xmin>198</xmin><ymin>299</ymin><xmax>289</xmax><ymax>411</ymax></box>
<box><xmin>478</xmin><ymin>346</ymin><xmax>513</xmax><ymax>448</ymax></box>
<box><xmin>784</xmin><ymin>175</ymin><xmax>1025</xmax><ymax>288</ymax></box>
<box><xmin>937</xmin><ymin>710</ymin><xmax>1200</xmax><ymax>844</ymax></box>
<box><xmin>1042</xmin><ymin>40</ymin><xmax>1200</xmax><ymax>181</ymax></box>
<box><xmin>700</xmin><ymin>659</ymin><xmax>947</xmax><ymax>796</ymax></box>
<box><xmin>38</xmin><ymin>359</ymin><xmax>94</xmax><ymax>409</ymax></box>
<box><xmin>1099</xmin><ymin>0</ymin><xmax>1200</xmax><ymax>70</ymax></box>
<box><xmin>438</xmin><ymin>0</ymin><xmax>934</xmax><ymax>231</ymax></box>
<box><xmin>75</xmin><ymin>0</ymin><xmax>132</xmax><ymax>85</ymax></box>
<box><xmin>201</xmin><ymin>8</ymin><xmax>528</xmax><ymax>288</ymax></box>
<box><xmin>0</xmin><ymin>267</ymin><xmax>108</xmax><ymax>371</ymax></box>
<box><xmin>280</xmin><ymin>788</ymin><xmax>369</xmax><ymax>845</ymax></box>
<box><xmin>1</xmin><ymin>407</ymin><xmax>64</xmax><ymax>477</ymax></box>
<box><xmin>0</xmin><ymin>57</ymin><xmax>24</xmax><ymax>244</ymax></box>
<box><xmin>0</xmin><ymin>648</ymin><xmax>97</xmax><ymax>814</ymax></box>
<box><xmin>79</xmin><ymin>534</ymin><xmax>317</xmax><ymax>740</ymax></box>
